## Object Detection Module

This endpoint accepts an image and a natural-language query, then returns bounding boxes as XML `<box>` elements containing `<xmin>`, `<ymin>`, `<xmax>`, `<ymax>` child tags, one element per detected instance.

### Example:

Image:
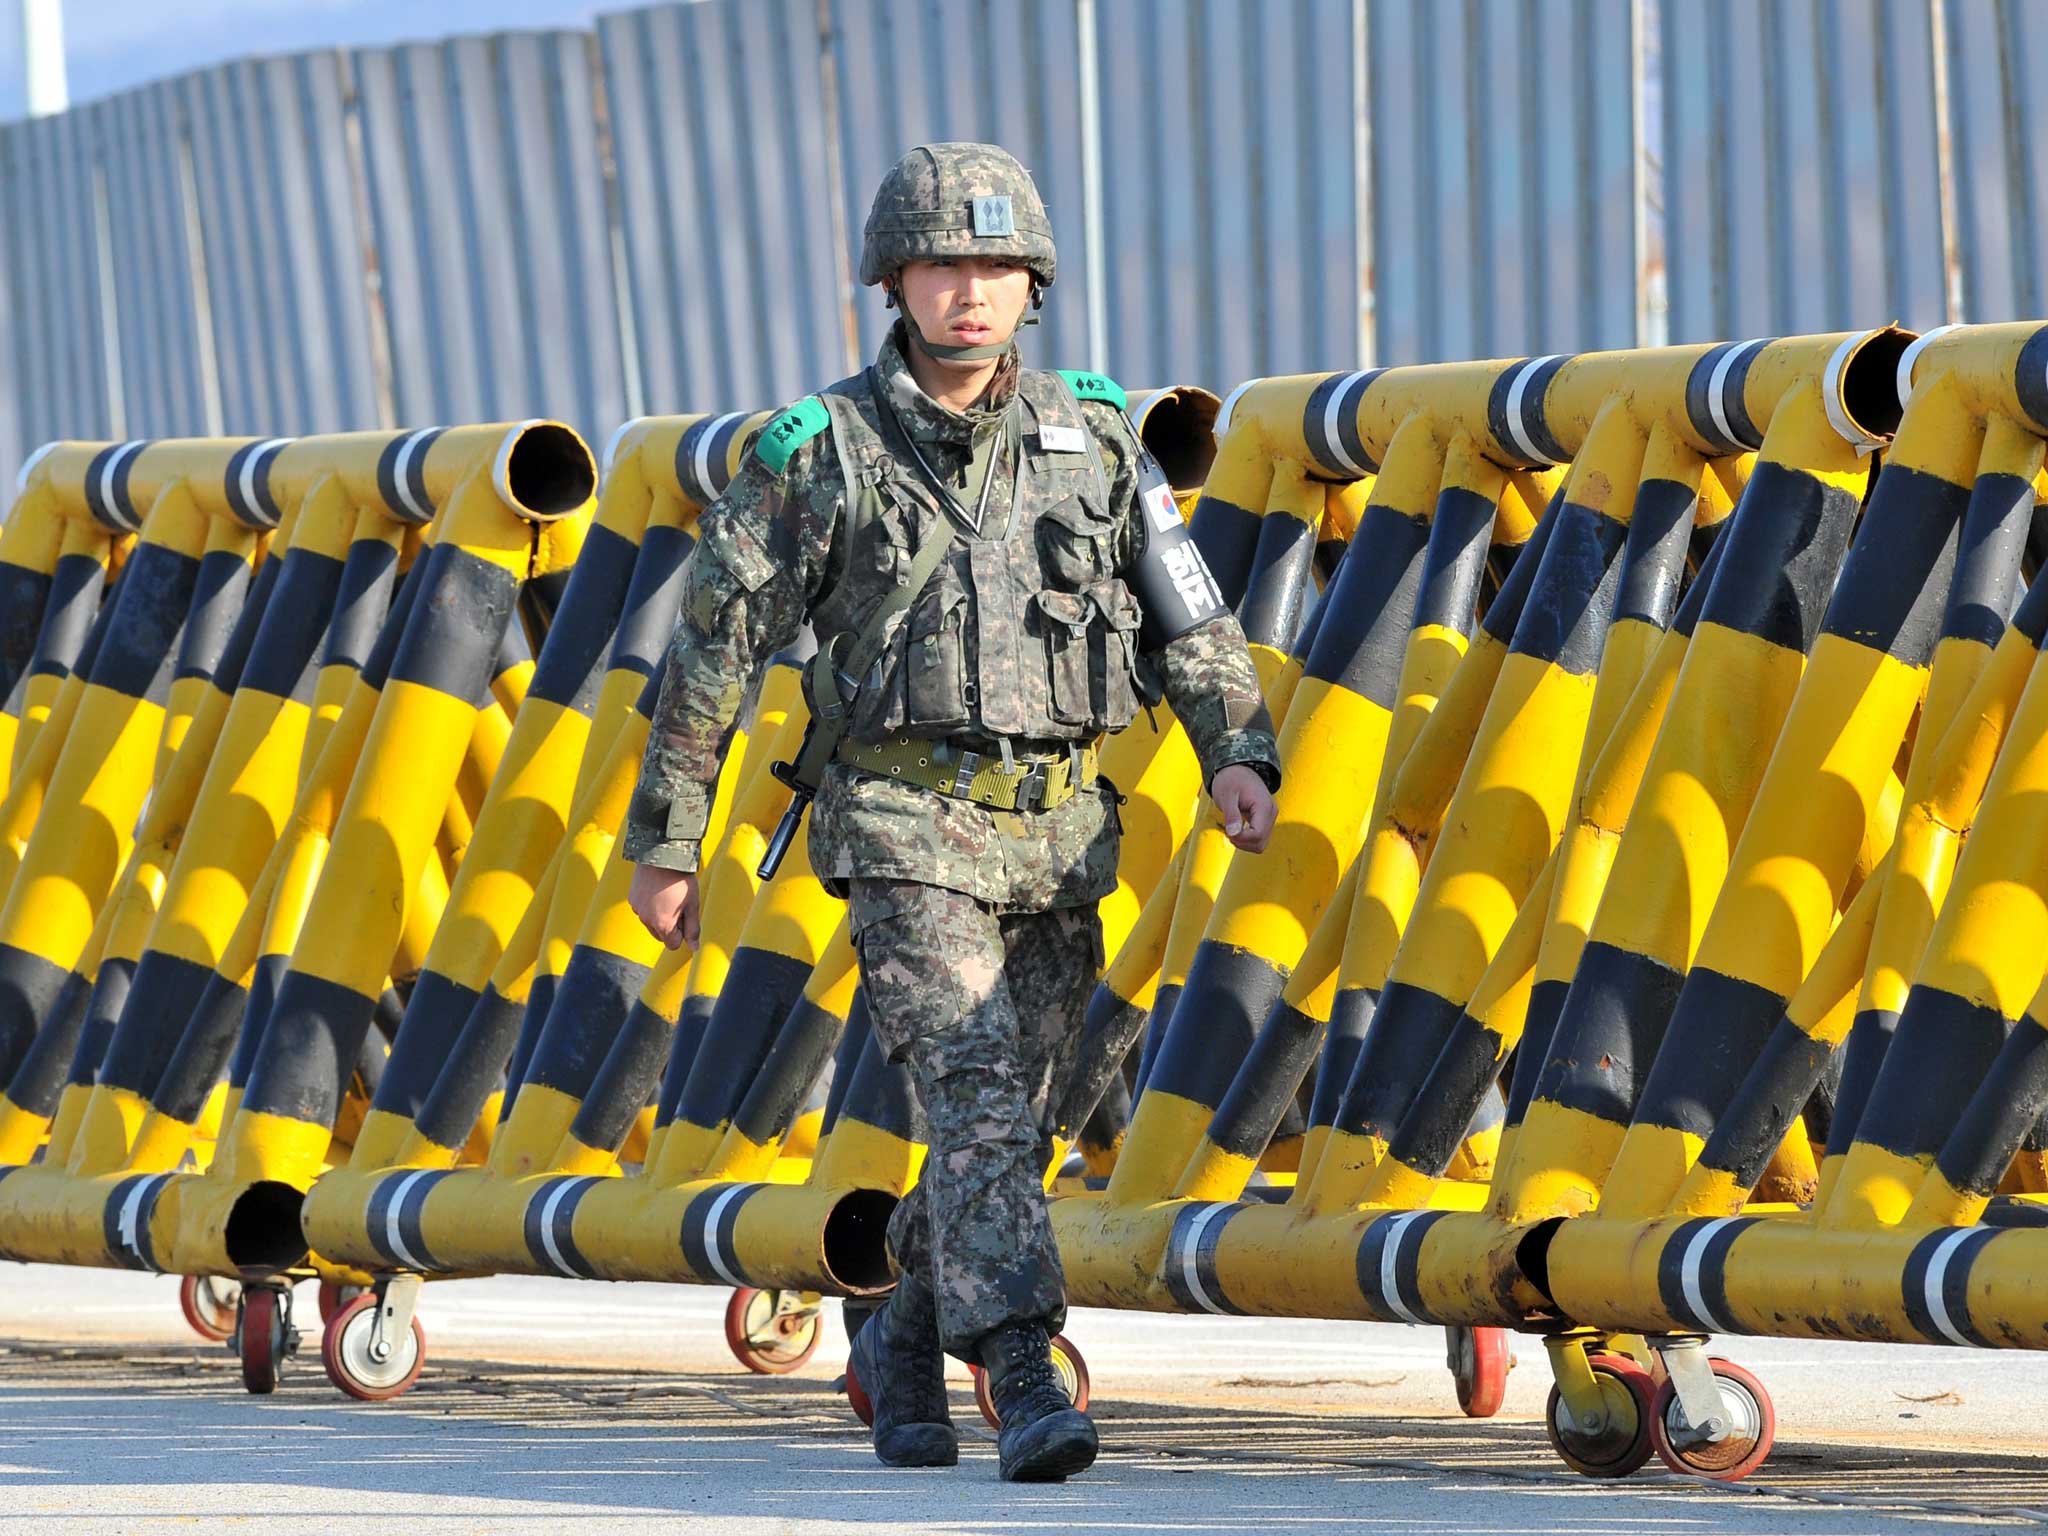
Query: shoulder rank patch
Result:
<box><xmin>754</xmin><ymin>396</ymin><xmax>830</xmax><ymax>476</ymax></box>
<box><xmin>1057</xmin><ymin>369</ymin><xmax>1127</xmax><ymax>413</ymax></box>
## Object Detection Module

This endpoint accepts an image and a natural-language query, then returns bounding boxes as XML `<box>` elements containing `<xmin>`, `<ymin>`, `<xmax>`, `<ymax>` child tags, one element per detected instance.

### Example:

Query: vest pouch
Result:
<box><xmin>859</xmin><ymin>497</ymin><xmax>916</xmax><ymax>586</ymax></box>
<box><xmin>1032</xmin><ymin>588</ymin><xmax>1096</xmax><ymax>727</ymax></box>
<box><xmin>843</xmin><ymin>602</ymin><xmax>912</xmax><ymax>741</ymax></box>
<box><xmin>1087</xmin><ymin>578</ymin><xmax>1143</xmax><ymax>731</ymax></box>
<box><xmin>904</xmin><ymin>569</ymin><xmax>973</xmax><ymax>731</ymax></box>
<box><xmin>1036</xmin><ymin>494</ymin><xmax>1119</xmax><ymax>589</ymax></box>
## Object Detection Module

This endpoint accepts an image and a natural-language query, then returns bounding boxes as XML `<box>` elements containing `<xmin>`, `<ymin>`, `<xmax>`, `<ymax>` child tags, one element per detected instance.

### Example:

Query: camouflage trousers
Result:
<box><xmin>849</xmin><ymin>877</ymin><xmax>1101</xmax><ymax>1358</ymax></box>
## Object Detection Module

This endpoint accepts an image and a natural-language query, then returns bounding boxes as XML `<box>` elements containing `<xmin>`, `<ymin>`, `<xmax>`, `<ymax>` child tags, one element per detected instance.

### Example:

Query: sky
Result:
<box><xmin>0</xmin><ymin>0</ymin><xmax>622</xmax><ymax>118</ymax></box>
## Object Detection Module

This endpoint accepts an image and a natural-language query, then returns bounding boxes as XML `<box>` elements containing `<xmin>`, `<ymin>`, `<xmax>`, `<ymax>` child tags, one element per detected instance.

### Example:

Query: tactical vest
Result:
<box><xmin>803</xmin><ymin>367</ymin><xmax>1144</xmax><ymax>746</ymax></box>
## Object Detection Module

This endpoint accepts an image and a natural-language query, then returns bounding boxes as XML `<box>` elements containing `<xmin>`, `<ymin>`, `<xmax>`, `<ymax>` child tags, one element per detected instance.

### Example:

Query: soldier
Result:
<box><xmin>625</xmin><ymin>142</ymin><xmax>1280</xmax><ymax>1482</ymax></box>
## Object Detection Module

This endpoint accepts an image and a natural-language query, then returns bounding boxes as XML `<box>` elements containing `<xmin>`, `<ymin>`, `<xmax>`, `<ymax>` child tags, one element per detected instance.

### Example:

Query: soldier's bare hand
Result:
<box><xmin>1212</xmin><ymin>764</ymin><xmax>1276</xmax><ymax>853</ymax></box>
<box><xmin>628</xmin><ymin>864</ymin><xmax>701</xmax><ymax>950</ymax></box>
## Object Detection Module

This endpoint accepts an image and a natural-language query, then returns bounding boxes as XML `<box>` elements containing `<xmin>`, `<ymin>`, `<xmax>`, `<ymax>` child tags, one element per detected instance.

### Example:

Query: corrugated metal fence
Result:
<box><xmin>1</xmin><ymin>0</ymin><xmax>2044</xmax><ymax>476</ymax></box>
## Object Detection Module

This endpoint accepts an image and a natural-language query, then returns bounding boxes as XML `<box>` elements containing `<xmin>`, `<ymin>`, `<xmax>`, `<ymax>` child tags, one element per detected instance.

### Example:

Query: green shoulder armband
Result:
<box><xmin>1057</xmin><ymin>369</ymin><xmax>1127</xmax><ymax>413</ymax></box>
<box><xmin>754</xmin><ymin>397</ymin><xmax>831</xmax><ymax>476</ymax></box>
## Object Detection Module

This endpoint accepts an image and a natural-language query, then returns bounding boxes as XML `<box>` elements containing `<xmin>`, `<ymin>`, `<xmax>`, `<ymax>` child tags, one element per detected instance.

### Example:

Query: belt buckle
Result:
<box><xmin>950</xmin><ymin>747</ymin><xmax>982</xmax><ymax>800</ymax></box>
<box><xmin>1013</xmin><ymin>760</ymin><xmax>1049</xmax><ymax>814</ymax></box>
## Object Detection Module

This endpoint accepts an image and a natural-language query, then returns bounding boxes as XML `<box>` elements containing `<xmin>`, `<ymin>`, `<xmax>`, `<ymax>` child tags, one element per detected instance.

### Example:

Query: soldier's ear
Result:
<box><xmin>882</xmin><ymin>276</ymin><xmax>899</xmax><ymax>311</ymax></box>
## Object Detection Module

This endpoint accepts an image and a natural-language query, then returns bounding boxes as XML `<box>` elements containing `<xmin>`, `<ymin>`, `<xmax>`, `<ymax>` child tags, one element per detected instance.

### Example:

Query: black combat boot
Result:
<box><xmin>977</xmin><ymin>1323</ymin><xmax>1098</xmax><ymax>1481</ymax></box>
<box><xmin>846</xmin><ymin>1277</ymin><xmax>957</xmax><ymax>1467</ymax></box>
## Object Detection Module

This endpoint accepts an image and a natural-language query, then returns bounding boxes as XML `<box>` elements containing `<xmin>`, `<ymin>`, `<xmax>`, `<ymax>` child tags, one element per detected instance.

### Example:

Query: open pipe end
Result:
<box><xmin>1130</xmin><ymin>387</ymin><xmax>1222</xmax><ymax>492</ymax></box>
<box><xmin>225</xmin><ymin>1180</ymin><xmax>312</xmax><ymax>1274</ymax></box>
<box><xmin>1830</xmin><ymin>326</ymin><xmax>1915</xmax><ymax>448</ymax></box>
<box><xmin>820</xmin><ymin>1188</ymin><xmax>899</xmax><ymax>1295</ymax></box>
<box><xmin>600</xmin><ymin>416</ymin><xmax>653</xmax><ymax>482</ymax></box>
<box><xmin>1213</xmin><ymin>378</ymin><xmax>1264</xmax><ymax>446</ymax></box>
<box><xmin>14</xmin><ymin>441</ymin><xmax>64</xmax><ymax>495</ymax></box>
<box><xmin>1514</xmin><ymin>1215</ymin><xmax>1568</xmax><ymax>1307</ymax></box>
<box><xmin>494</xmin><ymin>421</ymin><xmax>597</xmax><ymax>522</ymax></box>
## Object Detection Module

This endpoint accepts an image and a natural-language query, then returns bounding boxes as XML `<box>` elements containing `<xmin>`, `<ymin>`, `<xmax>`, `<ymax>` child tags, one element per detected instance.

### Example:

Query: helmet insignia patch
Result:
<box><xmin>972</xmin><ymin>195</ymin><xmax>1014</xmax><ymax>237</ymax></box>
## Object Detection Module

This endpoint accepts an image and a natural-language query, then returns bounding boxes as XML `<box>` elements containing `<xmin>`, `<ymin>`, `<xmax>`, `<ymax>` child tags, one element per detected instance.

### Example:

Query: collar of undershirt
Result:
<box><xmin>878</xmin><ymin>322</ymin><xmax>1020</xmax><ymax>470</ymax></box>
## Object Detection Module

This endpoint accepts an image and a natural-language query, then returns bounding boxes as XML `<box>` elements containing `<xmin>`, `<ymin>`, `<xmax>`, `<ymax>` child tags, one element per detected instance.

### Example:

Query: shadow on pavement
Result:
<box><xmin>1</xmin><ymin>1340</ymin><xmax>2044</xmax><ymax>1533</ymax></box>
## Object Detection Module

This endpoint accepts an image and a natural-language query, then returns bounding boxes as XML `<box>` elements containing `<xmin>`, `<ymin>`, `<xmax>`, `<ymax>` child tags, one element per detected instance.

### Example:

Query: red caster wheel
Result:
<box><xmin>237</xmin><ymin>1286</ymin><xmax>295</xmax><ymax>1395</ymax></box>
<box><xmin>179</xmin><ymin>1274</ymin><xmax>240</xmax><ymax>1343</ymax></box>
<box><xmin>1648</xmin><ymin>1357</ymin><xmax>1775</xmax><ymax>1481</ymax></box>
<box><xmin>1447</xmin><ymin>1324</ymin><xmax>1512</xmax><ymax>1418</ymax></box>
<box><xmin>321</xmin><ymin>1292</ymin><xmax>427</xmax><ymax>1402</ymax></box>
<box><xmin>1544</xmin><ymin>1353</ymin><xmax>1655</xmax><ymax>1478</ymax></box>
<box><xmin>317</xmin><ymin>1281</ymin><xmax>366</xmax><ymax>1326</ymax></box>
<box><xmin>972</xmin><ymin>1333</ymin><xmax>1090</xmax><ymax>1429</ymax></box>
<box><xmin>845</xmin><ymin>1354</ymin><xmax>875</xmax><ymax>1427</ymax></box>
<box><xmin>724</xmin><ymin>1288</ymin><xmax>823</xmax><ymax>1376</ymax></box>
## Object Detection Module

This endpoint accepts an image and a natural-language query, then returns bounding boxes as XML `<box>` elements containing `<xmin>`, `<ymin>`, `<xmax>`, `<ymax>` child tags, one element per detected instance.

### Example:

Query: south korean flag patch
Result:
<box><xmin>1143</xmin><ymin>480</ymin><xmax>1181</xmax><ymax>534</ymax></box>
<box><xmin>1128</xmin><ymin>453</ymin><xmax>1228</xmax><ymax>648</ymax></box>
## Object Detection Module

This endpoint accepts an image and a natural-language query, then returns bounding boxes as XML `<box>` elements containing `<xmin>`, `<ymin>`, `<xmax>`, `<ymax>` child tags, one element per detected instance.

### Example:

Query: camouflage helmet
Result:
<box><xmin>859</xmin><ymin>142</ymin><xmax>1056</xmax><ymax>289</ymax></box>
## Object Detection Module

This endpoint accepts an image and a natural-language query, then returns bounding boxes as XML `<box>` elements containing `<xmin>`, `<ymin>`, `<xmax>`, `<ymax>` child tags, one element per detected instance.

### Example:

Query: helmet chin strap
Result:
<box><xmin>889</xmin><ymin>278</ymin><xmax>1042</xmax><ymax>362</ymax></box>
<box><xmin>908</xmin><ymin>313</ymin><xmax>1036</xmax><ymax>363</ymax></box>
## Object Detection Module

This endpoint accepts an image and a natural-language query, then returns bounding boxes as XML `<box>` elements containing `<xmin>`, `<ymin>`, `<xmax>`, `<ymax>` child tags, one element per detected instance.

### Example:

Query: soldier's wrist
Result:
<box><xmin>1204</xmin><ymin>731</ymin><xmax>1281</xmax><ymax>795</ymax></box>
<box><xmin>624</xmin><ymin>834</ymin><xmax>701</xmax><ymax>873</ymax></box>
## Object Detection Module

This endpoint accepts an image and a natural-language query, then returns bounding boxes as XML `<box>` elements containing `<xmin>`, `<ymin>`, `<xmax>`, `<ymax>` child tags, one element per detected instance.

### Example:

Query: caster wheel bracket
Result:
<box><xmin>370</xmin><ymin>1274</ymin><xmax>423</xmax><ymax>1367</ymax></box>
<box><xmin>725</xmin><ymin>1288</ymin><xmax>824</xmax><ymax>1374</ymax></box>
<box><xmin>241</xmin><ymin>1286</ymin><xmax>301</xmax><ymax>1359</ymax></box>
<box><xmin>1649</xmin><ymin>1334</ymin><xmax>1729</xmax><ymax>1448</ymax></box>
<box><xmin>236</xmin><ymin>1283</ymin><xmax>296</xmax><ymax>1394</ymax></box>
<box><xmin>1542</xmin><ymin>1332</ymin><xmax>1610</xmax><ymax>1436</ymax></box>
<box><xmin>767</xmin><ymin>1289</ymin><xmax>823</xmax><ymax>1333</ymax></box>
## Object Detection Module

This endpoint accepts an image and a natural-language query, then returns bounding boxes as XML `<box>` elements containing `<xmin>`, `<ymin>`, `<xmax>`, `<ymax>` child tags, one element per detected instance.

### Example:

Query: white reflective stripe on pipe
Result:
<box><xmin>383</xmin><ymin>1169</ymin><xmax>435</xmax><ymax>1271</ymax></box>
<box><xmin>1176</xmin><ymin>1201</ymin><xmax>1234</xmax><ymax>1315</ymax></box>
<box><xmin>391</xmin><ymin>431</ymin><xmax>438</xmax><ymax>522</ymax></box>
<box><xmin>1378</xmin><ymin>1209</ymin><xmax>1433</xmax><ymax>1326</ymax></box>
<box><xmin>98</xmin><ymin>440</ymin><xmax>146</xmax><ymax>527</ymax></box>
<box><xmin>1921</xmin><ymin>1227</ymin><xmax>1979</xmax><ymax>1347</ymax></box>
<box><xmin>115</xmin><ymin>1173</ymin><xmax>167</xmax><ymax>1262</ymax></box>
<box><xmin>1320</xmin><ymin>371</ymin><xmax>1372</xmax><ymax>477</ymax></box>
<box><xmin>1504</xmin><ymin>357</ymin><xmax>1564</xmax><ymax>466</ymax></box>
<box><xmin>698</xmin><ymin>1183</ymin><xmax>749</xmax><ymax>1288</ymax></box>
<box><xmin>1679</xmin><ymin>1216</ymin><xmax>1740</xmax><ymax>1335</ymax></box>
<box><xmin>1708</xmin><ymin>339</ymin><xmax>1769</xmax><ymax>450</ymax></box>
<box><xmin>694</xmin><ymin>414</ymin><xmax>745</xmax><ymax>505</ymax></box>
<box><xmin>237</xmin><ymin>438</ymin><xmax>291</xmax><ymax>525</ymax></box>
<box><xmin>535</xmin><ymin>1177</ymin><xmax>585</xmax><ymax>1278</ymax></box>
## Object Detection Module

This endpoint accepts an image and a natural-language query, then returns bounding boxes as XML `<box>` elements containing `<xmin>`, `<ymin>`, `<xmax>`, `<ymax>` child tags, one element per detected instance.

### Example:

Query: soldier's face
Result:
<box><xmin>896</xmin><ymin>258</ymin><xmax>1032</xmax><ymax>362</ymax></box>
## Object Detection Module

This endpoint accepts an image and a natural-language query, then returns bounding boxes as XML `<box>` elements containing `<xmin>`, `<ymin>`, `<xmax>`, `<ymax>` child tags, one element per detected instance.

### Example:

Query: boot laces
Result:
<box><xmin>881</xmin><ymin>1297</ymin><xmax>950</xmax><ymax>1423</ymax></box>
<box><xmin>996</xmin><ymin>1329</ymin><xmax>1069</xmax><ymax>1416</ymax></box>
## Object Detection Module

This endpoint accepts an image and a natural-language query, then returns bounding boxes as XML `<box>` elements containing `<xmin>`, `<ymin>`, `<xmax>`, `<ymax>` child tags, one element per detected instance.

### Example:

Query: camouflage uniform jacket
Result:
<box><xmin>623</xmin><ymin>323</ymin><xmax>1280</xmax><ymax>907</ymax></box>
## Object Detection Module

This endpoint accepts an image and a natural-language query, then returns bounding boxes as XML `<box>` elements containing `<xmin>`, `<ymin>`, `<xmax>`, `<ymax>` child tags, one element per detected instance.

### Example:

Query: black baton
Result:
<box><xmin>759</xmin><ymin>756</ymin><xmax>812</xmax><ymax>880</ymax></box>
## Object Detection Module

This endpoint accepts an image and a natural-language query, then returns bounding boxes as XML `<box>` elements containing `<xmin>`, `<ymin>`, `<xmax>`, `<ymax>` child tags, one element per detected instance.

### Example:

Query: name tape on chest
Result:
<box><xmin>1036</xmin><ymin>424</ymin><xmax>1087</xmax><ymax>454</ymax></box>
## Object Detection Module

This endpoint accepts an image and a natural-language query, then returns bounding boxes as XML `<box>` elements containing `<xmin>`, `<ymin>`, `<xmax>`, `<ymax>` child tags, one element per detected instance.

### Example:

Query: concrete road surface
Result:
<box><xmin>1</xmin><ymin>1264</ymin><xmax>2043</xmax><ymax>1533</ymax></box>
